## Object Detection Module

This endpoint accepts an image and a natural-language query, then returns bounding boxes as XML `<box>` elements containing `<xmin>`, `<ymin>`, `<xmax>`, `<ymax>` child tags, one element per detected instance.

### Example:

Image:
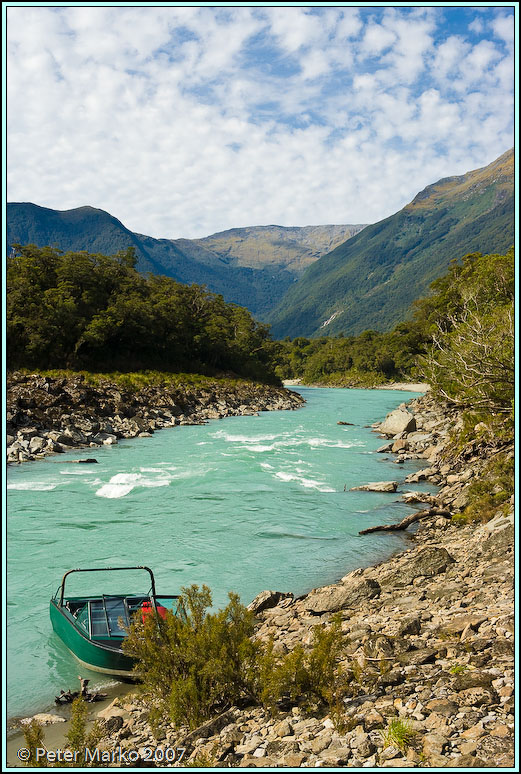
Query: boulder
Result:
<box><xmin>404</xmin><ymin>467</ymin><xmax>437</xmax><ymax>483</ymax></box>
<box><xmin>247</xmin><ymin>590</ymin><xmax>293</xmax><ymax>615</ymax></box>
<box><xmin>442</xmin><ymin>615</ymin><xmax>487</xmax><ymax>635</ymax></box>
<box><xmin>378</xmin><ymin>409</ymin><xmax>416</xmax><ymax>437</ymax></box>
<box><xmin>29</xmin><ymin>436</ymin><xmax>46</xmax><ymax>453</ymax></box>
<box><xmin>397</xmin><ymin>616</ymin><xmax>421</xmax><ymax>636</ymax></box>
<box><xmin>398</xmin><ymin>648</ymin><xmax>437</xmax><ymax>666</ymax></box>
<box><xmin>96</xmin><ymin>699</ymin><xmax>129</xmax><ymax>721</ymax></box>
<box><xmin>424</xmin><ymin>699</ymin><xmax>459</xmax><ymax>716</ymax></box>
<box><xmin>457</xmin><ymin>687</ymin><xmax>496</xmax><ymax>707</ymax></box>
<box><xmin>304</xmin><ymin>577</ymin><xmax>381</xmax><ymax>613</ymax></box>
<box><xmin>383</xmin><ymin>547</ymin><xmax>455</xmax><ymax>587</ymax></box>
<box><xmin>350</xmin><ymin>481</ymin><xmax>398</xmax><ymax>493</ymax></box>
<box><xmin>20</xmin><ymin>713</ymin><xmax>66</xmax><ymax>725</ymax></box>
<box><xmin>452</xmin><ymin>670</ymin><xmax>495</xmax><ymax>692</ymax></box>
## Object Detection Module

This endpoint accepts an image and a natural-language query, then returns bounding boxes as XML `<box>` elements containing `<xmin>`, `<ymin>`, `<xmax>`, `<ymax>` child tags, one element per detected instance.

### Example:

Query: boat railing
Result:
<box><xmin>56</xmin><ymin>566</ymin><xmax>158</xmax><ymax>607</ymax></box>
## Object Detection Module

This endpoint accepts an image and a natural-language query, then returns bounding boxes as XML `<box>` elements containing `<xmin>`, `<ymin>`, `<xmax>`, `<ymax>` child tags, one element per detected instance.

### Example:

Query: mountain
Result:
<box><xmin>193</xmin><ymin>224</ymin><xmax>365</xmax><ymax>274</ymax></box>
<box><xmin>267</xmin><ymin>148</ymin><xmax>515</xmax><ymax>338</ymax></box>
<box><xmin>6</xmin><ymin>203</ymin><xmax>364</xmax><ymax>320</ymax></box>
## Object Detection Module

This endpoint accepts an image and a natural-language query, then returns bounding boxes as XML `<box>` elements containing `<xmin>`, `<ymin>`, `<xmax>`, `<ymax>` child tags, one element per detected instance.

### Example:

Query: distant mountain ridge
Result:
<box><xmin>7</xmin><ymin>149</ymin><xmax>513</xmax><ymax>340</ymax></box>
<box><xmin>267</xmin><ymin>148</ymin><xmax>515</xmax><ymax>338</ymax></box>
<box><xmin>6</xmin><ymin>204</ymin><xmax>364</xmax><ymax>320</ymax></box>
<box><xmin>194</xmin><ymin>224</ymin><xmax>365</xmax><ymax>274</ymax></box>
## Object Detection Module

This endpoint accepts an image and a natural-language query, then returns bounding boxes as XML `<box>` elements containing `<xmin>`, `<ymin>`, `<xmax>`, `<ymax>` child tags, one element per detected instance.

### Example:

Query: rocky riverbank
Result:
<box><xmin>6</xmin><ymin>372</ymin><xmax>304</xmax><ymax>465</ymax></box>
<box><xmin>15</xmin><ymin>391</ymin><xmax>514</xmax><ymax>768</ymax></box>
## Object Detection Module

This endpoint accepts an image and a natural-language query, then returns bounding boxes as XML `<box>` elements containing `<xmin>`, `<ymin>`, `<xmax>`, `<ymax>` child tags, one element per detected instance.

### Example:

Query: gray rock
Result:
<box><xmin>379</xmin><ymin>744</ymin><xmax>402</xmax><ymax>761</ymax></box>
<box><xmin>350</xmin><ymin>481</ymin><xmax>398</xmax><ymax>493</ymax></box>
<box><xmin>47</xmin><ymin>431</ymin><xmax>73</xmax><ymax>445</ymax></box>
<box><xmin>398</xmin><ymin>616</ymin><xmax>421</xmax><ymax>636</ymax></box>
<box><xmin>29</xmin><ymin>436</ymin><xmax>46</xmax><ymax>453</ymax></box>
<box><xmin>474</xmin><ymin>734</ymin><xmax>514</xmax><ymax>766</ymax></box>
<box><xmin>452</xmin><ymin>670</ymin><xmax>495</xmax><ymax>691</ymax></box>
<box><xmin>422</xmin><ymin>732</ymin><xmax>448</xmax><ymax>757</ymax></box>
<box><xmin>457</xmin><ymin>687</ymin><xmax>497</xmax><ymax>706</ymax></box>
<box><xmin>383</xmin><ymin>547</ymin><xmax>455</xmax><ymax>587</ymax></box>
<box><xmin>377</xmin><ymin>669</ymin><xmax>405</xmax><ymax>688</ymax></box>
<box><xmin>398</xmin><ymin>648</ymin><xmax>437</xmax><ymax>666</ymax></box>
<box><xmin>424</xmin><ymin>698</ymin><xmax>459</xmax><ymax>716</ymax></box>
<box><xmin>305</xmin><ymin>577</ymin><xmax>381</xmax><ymax>613</ymax></box>
<box><xmin>272</xmin><ymin>719</ymin><xmax>293</xmax><ymax>738</ymax></box>
<box><xmin>378</xmin><ymin>409</ymin><xmax>417</xmax><ymax>437</ymax></box>
<box><xmin>443</xmin><ymin>615</ymin><xmax>487</xmax><ymax>635</ymax></box>
<box><xmin>247</xmin><ymin>590</ymin><xmax>293</xmax><ymax>615</ymax></box>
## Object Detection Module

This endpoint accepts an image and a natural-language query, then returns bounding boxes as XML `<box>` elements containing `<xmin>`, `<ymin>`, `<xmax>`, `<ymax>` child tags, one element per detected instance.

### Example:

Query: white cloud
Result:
<box><xmin>360</xmin><ymin>22</ymin><xmax>396</xmax><ymax>56</ymax></box>
<box><xmin>6</xmin><ymin>6</ymin><xmax>514</xmax><ymax>239</ymax></box>
<box><xmin>468</xmin><ymin>18</ymin><xmax>484</xmax><ymax>34</ymax></box>
<box><xmin>490</xmin><ymin>14</ymin><xmax>514</xmax><ymax>46</ymax></box>
<box><xmin>335</xmin><ymin>9</ymin><xmax>363</xmax><ymax>40</ymax></box>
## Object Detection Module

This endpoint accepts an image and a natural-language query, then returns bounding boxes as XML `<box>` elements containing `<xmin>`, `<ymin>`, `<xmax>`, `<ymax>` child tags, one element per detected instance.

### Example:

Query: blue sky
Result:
<box><xmin>6</xmin><ymin>4</ymin><xmax>516</xmax><ymax>238</ymax></box>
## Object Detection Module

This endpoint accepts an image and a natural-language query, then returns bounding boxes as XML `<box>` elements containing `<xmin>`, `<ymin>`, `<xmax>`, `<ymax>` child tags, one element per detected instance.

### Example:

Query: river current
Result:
<box><xmin>6</xmin><ymin>387</ymin><xmax>432</xmax><ymax>720</ymax></box>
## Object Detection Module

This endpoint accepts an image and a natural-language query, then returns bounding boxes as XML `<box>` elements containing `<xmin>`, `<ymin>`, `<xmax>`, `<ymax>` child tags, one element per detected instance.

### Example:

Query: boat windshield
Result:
<box><xmin>90</xmin><ymin>597</ymin><xmax>130</xmax><ymax>637</ymax></box>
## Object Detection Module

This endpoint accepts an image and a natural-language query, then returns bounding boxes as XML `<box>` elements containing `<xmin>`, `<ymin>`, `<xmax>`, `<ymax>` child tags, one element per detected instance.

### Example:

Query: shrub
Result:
<box><xmin>254</xmin><ymin>614</ymin><xmax>349</xmax><ymax>717</ymax></box>
<box><xmin>381</xmin><ymin>718</ymin><xmax>417</xmax><ymax>751</ymax></box>
<box><xmin>64</xmin><ymin>697</ymin><xmax>104</xmax><ymax>767</ymax></box>
<box><xmin>21</xmin><ymin>720</ymin><xmax>46</xmax><ymax>767</ymax></box>
<box><xmin>124</xmin><ymin>588</ymin><xmax>351</xmax><ymax>730</ymax></box>
<box><xmin>461</xmin><ymin>453</ymin><xmax>514</xmax><ymax>523</ymax></box>
<box><xmin>255</xmin><ymin>639</ymin><xmax>310</xmax><ymax>712</ymax></box>
<box><xmin>123</xmin><ymin>585</ymin><xmax>258</xmax><ymax>729</ymax></box>
<box><xmin>449</xmin><ymin>663</ymin><xmax>469</xmax><ymax>675</ymax></box>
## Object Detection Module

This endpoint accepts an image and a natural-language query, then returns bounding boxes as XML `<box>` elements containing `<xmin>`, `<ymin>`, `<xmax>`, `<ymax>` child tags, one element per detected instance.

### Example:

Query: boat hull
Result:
<box><xmin>50</xmin><ymin>601</ymin><xmax>136</xmax><ymax>677</ymax></box>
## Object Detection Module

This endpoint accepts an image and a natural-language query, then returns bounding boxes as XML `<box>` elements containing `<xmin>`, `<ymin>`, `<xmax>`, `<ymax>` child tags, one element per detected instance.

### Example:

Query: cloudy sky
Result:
<box><xmin>6</xmin><ymin>4</ymin><xmax>515</xmax><ymax>239</ymax></box>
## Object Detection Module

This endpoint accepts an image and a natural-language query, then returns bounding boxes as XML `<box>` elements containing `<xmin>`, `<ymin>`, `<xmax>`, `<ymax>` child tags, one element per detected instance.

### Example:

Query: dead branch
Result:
<box><xmin>358</xmin><ymin>508</ymin><xmax>451</xmax><ymax>535</ymax></box>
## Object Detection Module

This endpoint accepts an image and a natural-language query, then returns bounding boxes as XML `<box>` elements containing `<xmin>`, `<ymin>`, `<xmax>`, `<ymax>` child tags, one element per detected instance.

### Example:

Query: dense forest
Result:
<box><xmin>6</xmin><ymin>245</ymin><xmax>279</xmax><ymax>383</ymax></box>
<box><xmin>7</xmin><ymin>243</ymin><xmax>514</xmax><ymax>430</ymax></box>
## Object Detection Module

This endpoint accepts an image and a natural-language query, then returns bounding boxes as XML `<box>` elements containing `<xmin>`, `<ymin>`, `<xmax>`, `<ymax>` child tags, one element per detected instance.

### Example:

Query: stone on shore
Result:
<box><xmin>350</xmin><ymin>481</ymin><xmax>398</xmax><ymax>493</ymax></box>
<box><xmin>378</xmin><ymin>408</ymin><xmax>417</xmax><ymax>436</ymax></box>
<box><xmin>382</xmin><ymin>546</ymin><xmax>455</xmax><ymax>587</ymax></box>
<box><xmin>6</xmin><ymin>372</ymin><xmax>305</xmax><ymax>465</ymax></box>
<box><xmin>20</xmin><ymin>713</ymin><xmax>66</xmax><ymax>725</ymax></box>
<box><xmin>247</xmin><ymin>590</ymin><xmax>294</xmax><ymax>615</ymax></box>
<box><xmin>304</xmin><ymin>577</ymin><xmax>381</xmax><ymax>613</ymax></box>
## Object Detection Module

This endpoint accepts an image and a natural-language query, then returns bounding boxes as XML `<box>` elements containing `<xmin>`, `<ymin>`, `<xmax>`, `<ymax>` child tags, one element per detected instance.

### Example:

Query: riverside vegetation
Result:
<box><xmin>13</xmin><ymin>244</ymin><xmax>514</xmax><ymax>766</ymax></box>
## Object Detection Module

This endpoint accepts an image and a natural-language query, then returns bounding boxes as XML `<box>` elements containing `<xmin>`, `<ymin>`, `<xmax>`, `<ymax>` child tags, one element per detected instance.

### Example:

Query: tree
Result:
<box><xmin>418</xmin><ymin>248</ymin><xmax>514</xmax><ymax>417</ymax></box>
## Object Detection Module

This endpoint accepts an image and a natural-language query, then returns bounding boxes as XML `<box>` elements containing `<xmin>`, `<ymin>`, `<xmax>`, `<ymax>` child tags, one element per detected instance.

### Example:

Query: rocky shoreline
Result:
<box><xmin>6</xmin><ymin>372</ymin><xmax>304</xmax><ymax>465</ymax></box>
<box><xmin>13</xmin><ymin>390</ymin><xmax>515</xmax><ymax>768</ymax></box>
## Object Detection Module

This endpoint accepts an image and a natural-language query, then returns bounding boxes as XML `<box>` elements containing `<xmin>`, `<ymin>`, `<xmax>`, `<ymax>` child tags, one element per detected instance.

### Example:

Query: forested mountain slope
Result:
<box><xmin>7</xmin><ymin>203</ymin><xmax>363</xmax><ymax>320</ymax></box>
<box><xmin>268</xmin><ymin>148</ymin><xmax>514</xmax><ymax>338</ymax></box>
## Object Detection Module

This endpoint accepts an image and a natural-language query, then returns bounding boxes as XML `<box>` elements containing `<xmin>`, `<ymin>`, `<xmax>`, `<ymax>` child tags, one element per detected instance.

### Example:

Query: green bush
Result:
<box><xmin>21</xmin><ymin>719</ymin><xmax>46</xmax><ymax>767</ymax></box>
<box><xmin>64</xmin><ymin>697</ymin><xmax>104</xmax><ymax>767</ymax></box>
<box><xmin>123</xmin><ymin>585</ymin><xmax>258</xmax><ymax>729</ymax></box>
<box><xmin>255</xmin><ymin>639</ymin><xmax>310</xmax><ymax>712</ymax></box>
<box><xmin>381</xmin><ymin>718</ymin><xmax>417</xmax><ymax>751</ymax></box>
<box><xmin>461</xmin><ymin>453</ymin><xmax>514</xmax><ymax>523</ymax></box>
<box><xmin>7</xmin><ymin>245</ymin><xmax>279</xmax><ymax>383</ymax></box>
<box><xmin>248</xmin><ymin>614</ymin><xmax>348</xmax><ymax>718</ymax></box>
<box><xmin>124</xmin><ymin>589</ymin><xmax>350</xmax><ymax>730</ymax></box>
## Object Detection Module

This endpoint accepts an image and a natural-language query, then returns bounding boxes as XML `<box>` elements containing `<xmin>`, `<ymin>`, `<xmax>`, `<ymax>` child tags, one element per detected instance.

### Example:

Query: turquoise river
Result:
<box><xmin>6</xmin><ymin>386</ymin><xmax>433</xmax><ymax>721</ymax></box>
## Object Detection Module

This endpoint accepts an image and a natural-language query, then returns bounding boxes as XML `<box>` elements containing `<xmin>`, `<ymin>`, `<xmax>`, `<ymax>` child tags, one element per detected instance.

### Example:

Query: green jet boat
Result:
<box><xmin>50</xmin><ymin>566</ymin><xmax>183</xmax><ymax>677</ymax></box>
